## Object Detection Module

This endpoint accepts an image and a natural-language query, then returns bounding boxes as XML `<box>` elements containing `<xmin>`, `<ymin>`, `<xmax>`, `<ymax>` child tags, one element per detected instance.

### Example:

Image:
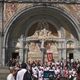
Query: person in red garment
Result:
<box><xmin>63</xmin><ymin>67</ymin><xmax>69</xmax><ymax>80</ymax></box>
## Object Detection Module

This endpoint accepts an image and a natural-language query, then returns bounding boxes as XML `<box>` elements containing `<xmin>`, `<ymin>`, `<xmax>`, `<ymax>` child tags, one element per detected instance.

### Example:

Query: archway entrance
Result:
<box><xmin>15</xmin><ymin>19</ymin><xmax>59</xmax><ymax>64</ymax></box>
<box><xmin>3</xmin><ymin>6</ymin><xmax>79</xmax><ymax>65</ymax></box>
<box><xmin>69</xmin><ymin>53</ymin><xmax>74</xmax><ymax>60</ymax></box>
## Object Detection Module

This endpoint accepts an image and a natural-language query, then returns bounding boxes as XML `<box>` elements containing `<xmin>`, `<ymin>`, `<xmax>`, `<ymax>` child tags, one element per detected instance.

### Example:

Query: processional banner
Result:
<box><xmin>47</xmin><ymin>53</ymin><xmax>53</xmax><ymax>62</ymax></box>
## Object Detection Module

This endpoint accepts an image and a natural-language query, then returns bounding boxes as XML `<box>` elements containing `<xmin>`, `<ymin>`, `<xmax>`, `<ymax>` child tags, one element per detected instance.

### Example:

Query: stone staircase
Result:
<box><xmin>0</xmin><ymin>67</ymin><xmax>9</xmax><ymax>80</ymax></box>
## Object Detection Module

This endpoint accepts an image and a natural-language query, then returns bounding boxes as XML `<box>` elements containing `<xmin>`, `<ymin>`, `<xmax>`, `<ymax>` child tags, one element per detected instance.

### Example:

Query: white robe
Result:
<box><xmin>7</xmin><ymin>73</ymin><xmax>15</xmax><ymax>80</ymax></box>
<box><xmin>38</xmin><ymin>70</ymin><xmax>43</xmax><ymax>80</ymax></box>
<box><xmin>16</xmin><ymin>69</ymin><xmax>27</xmax><ymax>80</ymax></box>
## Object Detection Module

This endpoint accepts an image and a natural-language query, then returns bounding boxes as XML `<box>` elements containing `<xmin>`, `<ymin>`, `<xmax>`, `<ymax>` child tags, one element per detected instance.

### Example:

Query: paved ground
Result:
<box><xmin>0</xmin><ymin>67</ymin><xmax>9</xmax><ymax>80</ymax></box>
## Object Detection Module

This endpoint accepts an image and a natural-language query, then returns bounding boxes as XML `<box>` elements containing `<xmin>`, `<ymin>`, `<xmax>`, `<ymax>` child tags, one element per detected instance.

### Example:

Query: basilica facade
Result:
<box><xmin>0</xmin><ymin>1</ymin><xmax>80</xmax><ymax>66</ymax></box>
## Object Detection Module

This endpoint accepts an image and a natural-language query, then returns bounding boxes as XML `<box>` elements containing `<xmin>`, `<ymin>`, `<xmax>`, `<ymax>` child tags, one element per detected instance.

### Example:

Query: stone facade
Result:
<box><xmin>4</xmin><ymin>4</ymin><xmax>80</xmax><ymax>24</ymax></box>
<box><xmin>0</xmin><ymin>2</ymin><xmax>80</xmax><ymax>66</ymax></box>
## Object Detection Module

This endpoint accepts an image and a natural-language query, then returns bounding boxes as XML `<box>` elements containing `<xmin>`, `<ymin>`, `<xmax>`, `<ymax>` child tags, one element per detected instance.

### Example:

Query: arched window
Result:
<box><xmin>67</xmin><ymin>41</ymin><xmax>75</xmax><ymax>49</ymax></box>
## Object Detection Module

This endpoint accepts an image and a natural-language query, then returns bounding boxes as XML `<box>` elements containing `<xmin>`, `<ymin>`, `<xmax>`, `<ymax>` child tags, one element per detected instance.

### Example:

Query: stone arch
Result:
<box><xmin>66</xmin><ymin>40</ymin><xmax>75</xmax><ymax>47</ymax></box>
<box><xmin>4</xmin><ymin>6</ymin><xmax>80</xmax><ymax>41</ymax></box>
<box><xmin>24</xmin><ymin>19</ymin><xmax>60</xmax><ymax>37</ymax></box>
<box><xmin>3</xmin><ymin>6</ymin><xmax>80</xmax><ymax>65</ymax></box>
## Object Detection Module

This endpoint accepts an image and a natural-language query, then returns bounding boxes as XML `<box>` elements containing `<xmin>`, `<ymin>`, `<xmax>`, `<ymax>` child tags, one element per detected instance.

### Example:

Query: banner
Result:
<box><xmin>47</xmin><ymin>53</ymin><xmax>53</xmax><ymax>62</ymax></box>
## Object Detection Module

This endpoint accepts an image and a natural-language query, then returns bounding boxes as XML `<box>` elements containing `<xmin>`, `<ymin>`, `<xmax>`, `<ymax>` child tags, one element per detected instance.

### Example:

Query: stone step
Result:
<box><xmin>0</xmin><ymin>73</ymin><xmax>8</xmax><ymax>80</ymax></box>
<box><xmin>0</xmin><ymin>67</ymin><xmax>9</xmax><ymax>80</ymax></box>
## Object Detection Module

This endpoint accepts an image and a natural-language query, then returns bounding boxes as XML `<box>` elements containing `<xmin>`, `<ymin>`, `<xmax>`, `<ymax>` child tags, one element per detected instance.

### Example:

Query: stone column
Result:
<box><xmin>63</xmin><ymin>40</ymin><xmax>67</xmax><ymax>60</ymax></box>
<box><xmin>58</xmin><ymin>41</ymin><xmax>62</xmax><ymax>60</ymax></box>
<box><xmin>18</xmin><ymin>36</ymin><xmax>24</xmax><ymax>64</ymax></box>
<box><xmin>1</xmin><ymin>35</ymin><xmax>5</xmax><ymax>66</ymax></box>
<box><xmin>25</xmin><ymin>42</ymin><xmax>29</xmax><ymax>63</ymax></box>
<box><xmin>61</xmin><ymin>41</ymin><xmax>63</xmax><ymax>59</ymax></box>
<box><xmin>60</xmin><ymin>40</ymin><xmax>66</xmax><ymax>60</ymax></box>
<box><xmin>0</xmin><ymin>34</ymin><xmax>2</xmax><ymax>66</ymax></box>
<box><xmin>24</xmin><ymin>50</ymin><xmax>27</xmax><ymax>63</ymax></box>
<box><xmin>1</xmin><ymin>31</ymin><xmax>6</xmax><ymax>66</ymax></box>
<box><xmin>40</xmin><ymin>40</ymin><xmax>45</xmax><ymax>64</ymax></box>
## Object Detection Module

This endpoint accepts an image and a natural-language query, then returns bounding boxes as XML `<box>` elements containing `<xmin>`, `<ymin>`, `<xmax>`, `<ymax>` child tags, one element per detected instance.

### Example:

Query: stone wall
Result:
<box><xmin>0</xmin><ymin>68</ymin><xmax>9</xmax><ymax>80</ymax></box>
<box><xmin>0</xmin><ymin>3</ymin><xmax>2</xmax><ymax>66</ymax></box>
<box><xmin>3</xmin><ymin>3</ymin><xmax>80</xmax><ymax>25</ymax></box>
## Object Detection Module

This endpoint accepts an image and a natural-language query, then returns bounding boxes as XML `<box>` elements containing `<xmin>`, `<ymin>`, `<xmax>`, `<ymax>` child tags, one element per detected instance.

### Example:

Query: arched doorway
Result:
<box><xmin>3</xmin><ymin>6</ymin><xmax>80</xmax><ymax>65</ymax></box>
<box><xmin>66</xmin><ymin>40</ymin><xmax>75</xmax><ymax>61</ymax></box>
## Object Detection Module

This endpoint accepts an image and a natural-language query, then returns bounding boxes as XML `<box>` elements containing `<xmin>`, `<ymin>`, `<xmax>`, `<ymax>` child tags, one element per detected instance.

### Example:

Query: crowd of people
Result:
<box><xmin>7</xmin><ymin>59</ymin><xmax>80</xmax><ymax>80</ymax></box>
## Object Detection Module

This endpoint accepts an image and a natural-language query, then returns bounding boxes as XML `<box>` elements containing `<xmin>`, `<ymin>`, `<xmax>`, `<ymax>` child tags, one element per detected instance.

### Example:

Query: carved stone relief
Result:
<box><xmin>27</xmin><ymin>28</ymin><xmax>59</xmax><ymax>61</ymax></box>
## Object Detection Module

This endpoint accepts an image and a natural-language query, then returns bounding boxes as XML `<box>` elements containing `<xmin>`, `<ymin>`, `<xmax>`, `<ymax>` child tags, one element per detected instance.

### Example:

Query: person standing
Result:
<box><xmin>16</xmin><ymin>63</ymin><xmax>27</xmax><ymax>80</ymax></box>
<box><xmin>7</xmin><ymin>67</ymin><xmax>16</xmax><ymax>80</ymax></box>
<box><xmin>38</xmin><ymin>67</ymin><xmax>43</xmax><ymax>80</ymax></box>
<box><xmin>63</xmin><ymin>67</ymin><xmax>69</xmax><ymax>80</ymax></box>
<box><xmin>32</xmin><ymin>64</ymin><xmax>38</xmax><ymax>80</ymax></box>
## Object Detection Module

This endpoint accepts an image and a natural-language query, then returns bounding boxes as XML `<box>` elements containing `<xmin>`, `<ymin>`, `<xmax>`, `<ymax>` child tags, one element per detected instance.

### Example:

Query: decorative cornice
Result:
<box><xmin>2</xmin><ymin>0</ymin><xmax>80</xmax><ymax>4</ymax></box>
